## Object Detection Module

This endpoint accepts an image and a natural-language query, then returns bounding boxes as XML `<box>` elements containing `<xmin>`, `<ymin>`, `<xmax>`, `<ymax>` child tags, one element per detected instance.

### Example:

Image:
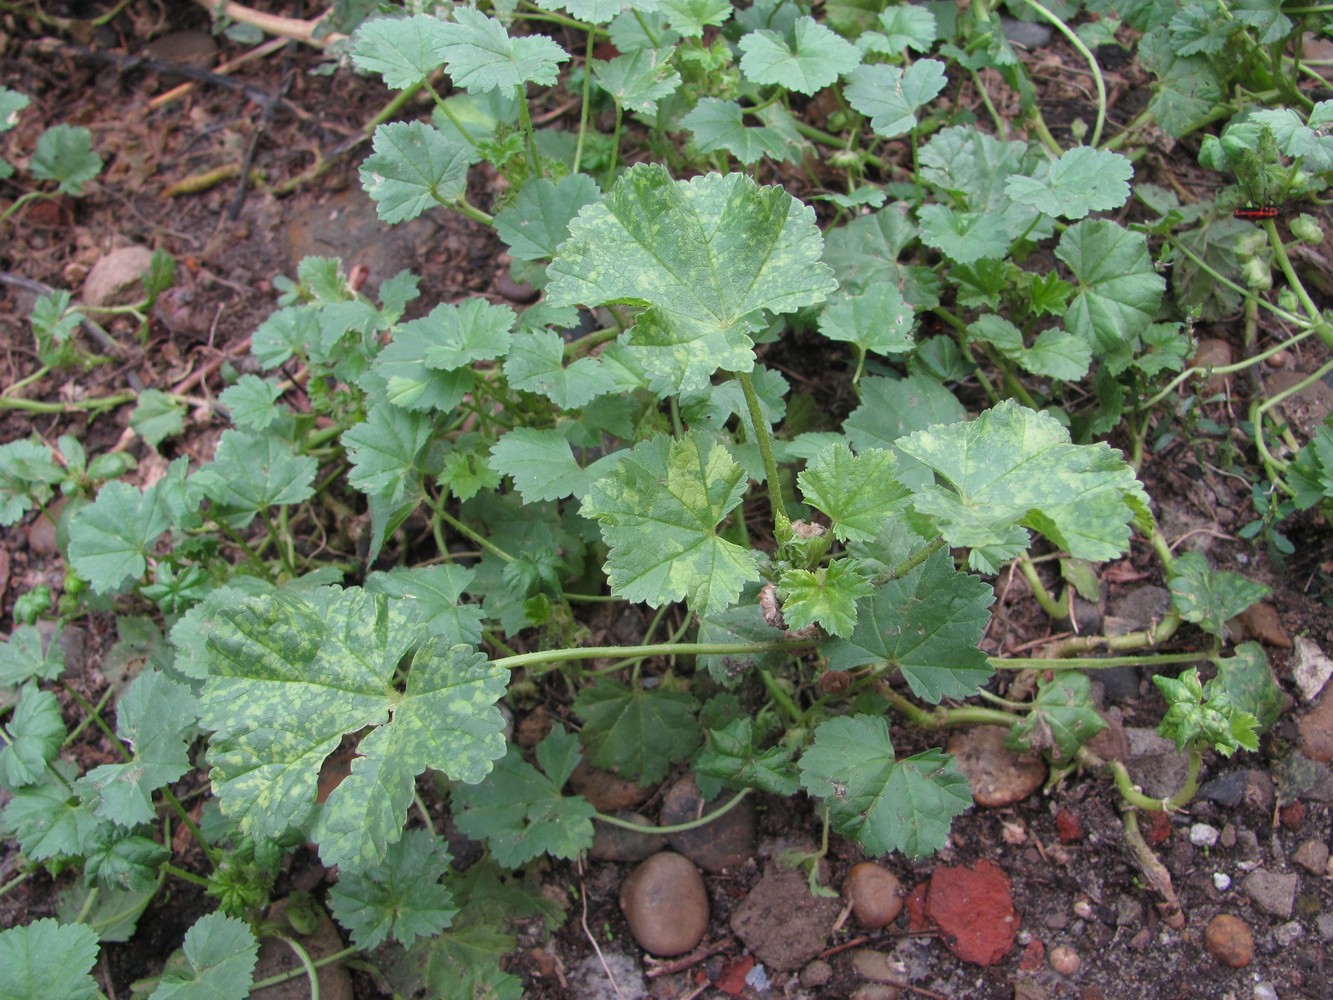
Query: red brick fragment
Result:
<box><xmin>923</xmin><ymin>860</ymin><xmax>1019</xmax><ymax>966</ymax></box>
<box><xmin>1055</xmin><ymin>809</ymin><xmax>1084</xmax><ymax>844</ymax></box>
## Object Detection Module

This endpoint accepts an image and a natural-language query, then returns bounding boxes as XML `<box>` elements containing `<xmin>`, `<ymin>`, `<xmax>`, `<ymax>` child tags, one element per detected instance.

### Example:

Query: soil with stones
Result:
<box><xmin>2</xmin><ymin>4</ymin><xmax>1332</xmax><ymax>1000</ymax></box>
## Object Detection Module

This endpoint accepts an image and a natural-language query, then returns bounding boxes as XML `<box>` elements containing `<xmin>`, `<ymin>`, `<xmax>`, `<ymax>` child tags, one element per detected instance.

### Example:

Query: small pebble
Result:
<box><xmin>1204</xmin><ymin>914</ymin><xmax>1254</xmax><ymax>967</ymax></box>
<box><xmin>1254</xmin><ymin>984</ymin><xmax>1279</xmax><ymax>1000</ymax></box>
<box><xmin>1213</xmin><ymin>872</ymin><xmax>1232</xmax><ymax>891</ymax></box>
<box><xmin>1291</xmin><ymin>839</ymin><xmax>1329</xmax><ymax>875</ymax></box>
<box><xmin>619</xmin><ymin>852</ymin><xmax>709</xmax><ymax>957</ymax></box>
<box><xmin>843</xmin><ymin>862</ymin><xmax>905</xmax><ymax>929</ymax></box>
<box><xmin>1189</xmin><ymin>823</ymin><xmax>1220</xmax><ymax>847</ymax></box>
<box><xmin>1072</xmin><ymin>897</ymin><xmax>1095</xmax><ymax>920</ymax></box>
<box><xmin>1049</xmin><ymin>944</ymin><xmax>1080</xmax><ymax>975</ymax></box>
<box><xmin>1272</xmin><ymin>920</ymin><xmax>1304</xmax><ymax>947</ymax></box>
<box><xmin>850</xmin><ymin>949</ymin><xmax>903</xmax><ymax>983</ymax></box>
<box><xmin>800</xmin><ymin>960</ymin><xmax>833</xmax><ymax>987</ymax></box>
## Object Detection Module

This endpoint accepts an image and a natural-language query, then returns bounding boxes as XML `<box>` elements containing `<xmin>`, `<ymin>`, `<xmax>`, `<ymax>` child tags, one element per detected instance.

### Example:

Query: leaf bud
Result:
<box><xmin>1276</xmin><ymin>289</ymin><xmax>1298</xmax><ymax>312</ymax></box>
<box><xmin>1241</xmin><ymin>258</ymin><xmax>1271</xmax><ymax>291</ymax></box>
<box><xmin>1290</xmin><ymin>214</ymin><xmax>1323</xmax><ymax>245</ymax></box>
<box><xmin>818</xmin><ymin>669</ymin><xmax>852</xmax><ymax>695</ymax></box>
<box><xmin>828</xmin><ymin>150</ymin><xmax>863</xmax><ymax>171</ymax></box>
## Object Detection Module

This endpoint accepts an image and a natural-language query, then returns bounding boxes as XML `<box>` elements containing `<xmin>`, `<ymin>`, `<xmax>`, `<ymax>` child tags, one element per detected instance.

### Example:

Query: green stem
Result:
<box><xmin>2</xmin><ymin>365</ymin><xmax>54</xmax><ymax>398</ymax></box>
<box><xmin>1017</xmin><ymin>554</ymin><xmax>1066</xmax><ymax>619</ymax></box>
<box><xmin>162</xmin><ymin>862</ymin><xmax>212</xmax><ymax>889</ymax></box>
<box><xmin>493</xmin><ymin>639</ymin><xmax>808</xmax><ymax>672</ymax></box>
<box><xmin>595</xmin><ymin>789</ymin><xmax>751</xmax><ymax>834</ymax></box>
<box><xmin>62</xmin><ymin>683</ymin><xmax>128</xmax><ymax>759</ymax></box>
<box><xmin>515</xmin><ymin>84</ymin><xmax>541</xmax><ymax>176</ymax></box>
<box><xmin>880</xmin><ymin>687</ymin><xmax>1016</xmax><ymax>729</ymax></box>
<box><xmin>882</xmin><ymin>537</ymin><xmax>945</xmax><ymax>582</ymax></box>
<box><xmin>0</xmin><ymin>871</ymin><xmax>32</xmax><ymax>899</ymax></box>
<box><xmin>64</xmin><ymin>684</ymin><xmax>116</xmax><ymax>746</ymax></box>
<box><xmin>573</xmin><ymin>29</ymin><xmax>596</xmax><ymax>176</ymax></box>
<box><xmin>1043</xmin><ymin>612</ymin><xmax>1183</xmax><ymax>657</ymax></box>
<box><xmin>249</xmin><ymin>947</ymin><xmax>360</xmax><ymax>992</ymax></box>
<box><xmin>759</xmin><ymin>667</ymin><xmax>803</xmax><ymax>726</ymax></box>
<box><xmin>435</xmin><ymin>506</ymin><xmax>515</xmax><ymax>563</ymax></box>
<box><xmin>276</xmin><ymin>935</ymin><xmax>320</xmax><ymax>1000</ymax></box>
<box><xmin>161</xmin><ymin>788</ymin><xmax>220</xmax><ymax>867</ymax></box>
<box><xmin>993</xmin><ymin>650</ymin><xmax>1208</xmax><ymax>670</ymax></box>
<box><xmin>733</xmin><ymin>369</ymin><xmax>790</xmax><ymax>540</ymax></box>
<box><xmin>0</xmin><ymin>391</ymin><xmax>137</xmax><ymax>413</ymax></box>
<box><xmin>1266</xmin><ymin>219</ymin><xmax>1332</xmax><ymax>335</ymax></box>
<box><xmin>1013</xmin><ymin>0</ymin><xmax>1107</xmax><ymax>147</ymax></box>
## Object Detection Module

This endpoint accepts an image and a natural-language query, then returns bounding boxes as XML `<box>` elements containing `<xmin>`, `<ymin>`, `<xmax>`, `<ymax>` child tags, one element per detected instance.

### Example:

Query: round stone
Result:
<box><xmin>1204</xmin><ymin>914</ymin><xmax>1254</xmax><ymax>968</ymax></box>
<box><xmin>1049</xmin><ymin>944</ymin><xmax>1081</xmax><ymax>975</ymax></box>
<box><xmin>946</xmin><ymin>727</ymin><xmax>1045</xmax><ymax>807</ymax></box>
<box><xmin>843</xmin><ymin>862</ymin><xmax>904</xmax><ymax>929</ymax></box>
<box><xmin>619</xmin><ymin>852</ymin><xmax>709</xmax><ymax>957</ymax></box>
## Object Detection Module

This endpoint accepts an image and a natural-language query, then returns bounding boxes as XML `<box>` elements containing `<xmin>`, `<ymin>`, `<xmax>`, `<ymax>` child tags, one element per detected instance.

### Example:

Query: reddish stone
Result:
<box><xmin>1143</xmin><ymin>810</ymin><xmax>1173</xmax><ymax>846</ymax></box>
<box><xmin>1019</xmin><ymin>939</ymin><xmax>1046</xmax><ymax>971</ymax></box>
<box><xmin>1055</xmin><ymin>809</ymin><xmax>1084</xmax><ymax>844</ymax></box>
<box><xmin>714</xmin><ymin>955</ymin><xmax>754</xmax><ymax>996</ymax></box>
<box><xmin>905</xmin><ymin>881</ymin><xmax>931</xmax><ymax>932</ymax></box>
<box><xmin>1279</xmin><ymin>800</ymin><xmax>1305</xmax><ymax>828</ymax></box>
<box><xmin>924</xmin><ymin>860</ymin><xmax>1019</xmax><ymax>966</ymax></box>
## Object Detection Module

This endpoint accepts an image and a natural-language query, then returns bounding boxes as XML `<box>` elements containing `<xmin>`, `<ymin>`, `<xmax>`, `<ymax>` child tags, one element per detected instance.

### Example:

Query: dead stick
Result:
<box><xmin>192</xmin><ymin>0</ymin><xmax>346</xmax><ymax>48</ymax></box>
<box><xmin>149</xmin><ymin>36</ymin><xmax>288</xmax><ymax>110</ymax></box>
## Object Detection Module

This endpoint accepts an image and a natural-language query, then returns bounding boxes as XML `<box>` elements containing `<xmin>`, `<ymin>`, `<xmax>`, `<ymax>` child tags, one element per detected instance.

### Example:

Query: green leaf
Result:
<box><xmin>592</xmin><ymin>48</ymin><xmax>682</xmax><ymax>114</ymax></box>
<box><xmin>658</xmin><ymin>0</ymin><xmax>732</xmax><ymax>36</ymax></box>
<box><xmin>420</xmin><ymin>298</ymin><xmax>516</xmax><ymax>370</ymax></box>
<box><xmin>1023</xmin><ymin>328</ymin><xmax>1093</xmax><ymax>380</ymax></box>
<box><xmin>327</xmin><ymin>828</ymin><xmax>457</xmax><ymax>949</ymax></box>
<box><xmin>1208</xmin><ymin>642</ymin><xmax>1282</xmax><ymax>732</ymax></box>
<box><xmin>580</xmin><ymin>430</ymin><xmax>761</xmax><ymax>617</ymax></box>
<box><xmin>844</xmin><ymin>60</ymin><xmax>947</xmax><ymax>138</ymax></box>
<box><xmin>77</xmin><ymin>670</ymin><xmax>195</xmax><ymax>826</ymax></box>
<box><xmin>1059</xmin><ymin>220</ymin><xmax>1165</xmax><ymax>366</ymax></box>
<box><xmin>696</xmin><ymin>602</ymin><xmax>787</xmax><ymax>686</ymax></box>
<box><xmin>824</xmin><ymin>549</ymin><xmax>994</xmax><ymax>702</ymax></box>
<box><xmin>218</xmin><ymin>375</ymin><xmax>284</xmax><ymax>431</ymax></box>
<box><xmin>360</xmin><ymin>122</ymin><xmax>471</xmax><ymax>223</ymax></box>
<box><xmin>547</xmin><ymin>164</ymin><xmax>835</xmax><ymax>393</ymax></box>
<box><xmin>68</xmin><ymin>480</ymin><xmax>171</xmax><ymax>594</ymax></box>
<box><xmin>1288</xmin><ymin>426</ymin><xmax>1333</xmax><ymax>509</ymax></box>
<box><xmin>494</xmin><ymin>175</ymin><xmax>601</xmax><ymax>261</ymax></box>
<box><xmin>29</xmin><ymin>124</ymin><xmax>102</xmax><ymax>194</ymax></box>
<box><xmin>200</xmin><ymin>590</ymin><xmax>508</xmax><ymax>873</ymax></box>
<box><xmin>1154</xmin><ymin>667</ymin><xmax>1259</xmax><ymax>757</ymax></box>
<box><xmin>364</xmin><ymin>566</ymin><xmax>485</xmax><ymax>647</ymax></box>
<box><xmin>0</xmin><ymin>919</ymin><xmax>102</xmax><ymax>1000</ymax></box>
<box><xmin>352</xmin><ymin>14</ymin><xmax>451</xmax><ymax>89</ymax></box>
<box><xmin>489</xmin><ymin>428</ymin><xmax>609</xmax><ymax>502</ymax></box>
<box><xmin>0</xmin><ymin>87</ymin><xmax>31</xmax><ymax>133</ymax></box>
<box><xmin>919</xmin><ymin>125</ymin><xmax>1049</xmax><ymax>243</ymax></box>
<box><xmin>680</xmin><ymin>98</ymin><xmax>794</xmax><ymax>166</ymax></box>
<box><xmin>191</xmin><ymin>430</ymin><xmax>317</xmax><ymax>528</ymax></box>
<box><xmin>1004</xmin><ymin>146</ymin><xmax>1133</xmax><ymax>221</ymax></box>
<box><xmin>798</xmin><ymin>444</ymin><xmax>911</xmax><ymax>542</ymax></box>
<box><xmin>778</xmin><ymin>559</ymin><xmax>873</xmax><ymax>638</ymax></box>
<box><xmin>0</xmin><ymin>439</ymin><xmax>63</xmax><ymax>526</ymax></box>
<box><xmin>453</xmin><ymin>728</ymin><xmax>596</xmax><ymax>867</ymax></box>
<box><xmin>798</xmin><ymin>715</ymin><xmax>972</xmax><ymax>858</ymax></box>
<box><xmin>817</xmin><ymin>285</ymin><xmax>915</xmax><ymax>358</ymax></box>
<box><xmin>1007</xmin><ymin>672</ymin><xmax>1106</xmax><ymax>764</ymax></box>
<box><xmin>503</xmin><ymin>329</ymin><xmax>618</xmax><ymax>408</ymax></box>
<box><xmin>368</xmin><ymin>324</ymin><xmax>474</xmax><ymax>413</ymax></box>
<box><xmin>738</xmin><ymin>16</ymin><xmax>860</xmax><ymax>95</ymax></box>
<box><xmin>843</xmin><ymin>374</ymin><xmax>965</xmax><ymax>490</ymax></box>
<box><xmin>438</xmin><ymin>439</ymin><xmax>501</xmax><ymax>501</ymax></box>
<box><xmin>916</xmin><ymin>205</ymin><xmax>1012</xmax><ymax>264</ymax></box>
<box><xmin>696</xmin><ymin>717</ymin><xmax>799</xmax><ymax>795</ymax></box>
<box><xmin>535</xmin><ymin>0</ymin><xmax>643</xmax><ymax>24</ymax></box>
<box><xmin>0</xmin><ymin>685</ymin><xmax>64</xmax><ymax>789</ymax></box>
<box><xmin>343</xmin><ymin>405</ymin><xmax>433</xmax><ymax>502</ymax></box>
<box><xmin>84</xmin><ymin>829</ymin><xmax>169</xmax><ymax>892</ymax></box>
<box><xmin>0</xmin><ymin>624</ymin><xmax>65</xmax><ymax>687</ymax></box>
<box><xmin>574</xmin><ymin>680</ymin><xmax>699</xmax><ymax>785</ymax></box>
<box><xmin>150</xmin><ymin>912</ymin><xmax>258</xmax><ymax>1000</ymax></box>
<box><xmin>1167</xmin><ymin>551</ymin><xmax>1271</xmax><ymax>639</ymax></box>
<box><xmin>437</xmin><ymin>8</ymin><xmax>568</xmax><ymax>92</ymax></box>
<box><xmin>866</xmin><ymin>4</ymin><xmax>937</xmax><ymax>51</ymax></box>
<box><xmin>898</xmin><ymin>400</ymin><xmax>1150</xmax><ymax>572</ymax></box>
<box><xmin>1</xmin><ymin>761</ymin><xmax>105</xmax><ymax>861</ymax></box>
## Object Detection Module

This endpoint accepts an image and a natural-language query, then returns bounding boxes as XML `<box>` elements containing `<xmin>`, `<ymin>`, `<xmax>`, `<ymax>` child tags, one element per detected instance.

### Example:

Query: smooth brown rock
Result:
<box><xmin>1204</xmin><ymin>914</ymin><xmax>1254</xmax><ymax>967</ymax></box>
<box><xmin>619</xmin><ymin>852</ymin><xmax>708</xmax><ymax>957</ymax></box>
<box><xmin>1048</xmin><ymin>944</ymin><xmax>1080</xmax><ymax>975</ymax></box>
<box><xmin>568</xmin><ymin>760</ymin><xmax>653</xmax><ymax>811</ymax></box>
<box><xmin>590</xmin><ymin>811</ymin><xmax>665</xmax><ymax>862</ymax></box>
<box><xmin>662</xmin><ymin>772</ymin><xmax>756</xmax><ymax>872</ymax></box>
<box><xmin>1190</xmin><ymin>337</ymin><xmax>1234</xmax><ymax>394</ymax></box>
<box><xmin>947</xmin><ymin>726</ymin><xmax>1045</xmax><ymax>807</ymax></box>
<box><xmin>1296</xmin><ymin>686</ymin><xmax>1333</xmax><ymax>763</ymax></box>
<box><xmin>843</xmin><ymin>862</ymin><xmax>904</xmax><ymax>929</ymax></box>
<box><xmin>83</xmin><ymin>245</ymin><xmax>155</xmax><ymax>308</ymax></box>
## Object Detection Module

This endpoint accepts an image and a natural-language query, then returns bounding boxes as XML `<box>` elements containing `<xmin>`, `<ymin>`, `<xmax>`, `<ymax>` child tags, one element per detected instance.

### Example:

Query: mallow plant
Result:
<box><xmin>1</xmin><ymin>0</ymin><xmax>1329</xmax><ymax>995</ymax></box>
